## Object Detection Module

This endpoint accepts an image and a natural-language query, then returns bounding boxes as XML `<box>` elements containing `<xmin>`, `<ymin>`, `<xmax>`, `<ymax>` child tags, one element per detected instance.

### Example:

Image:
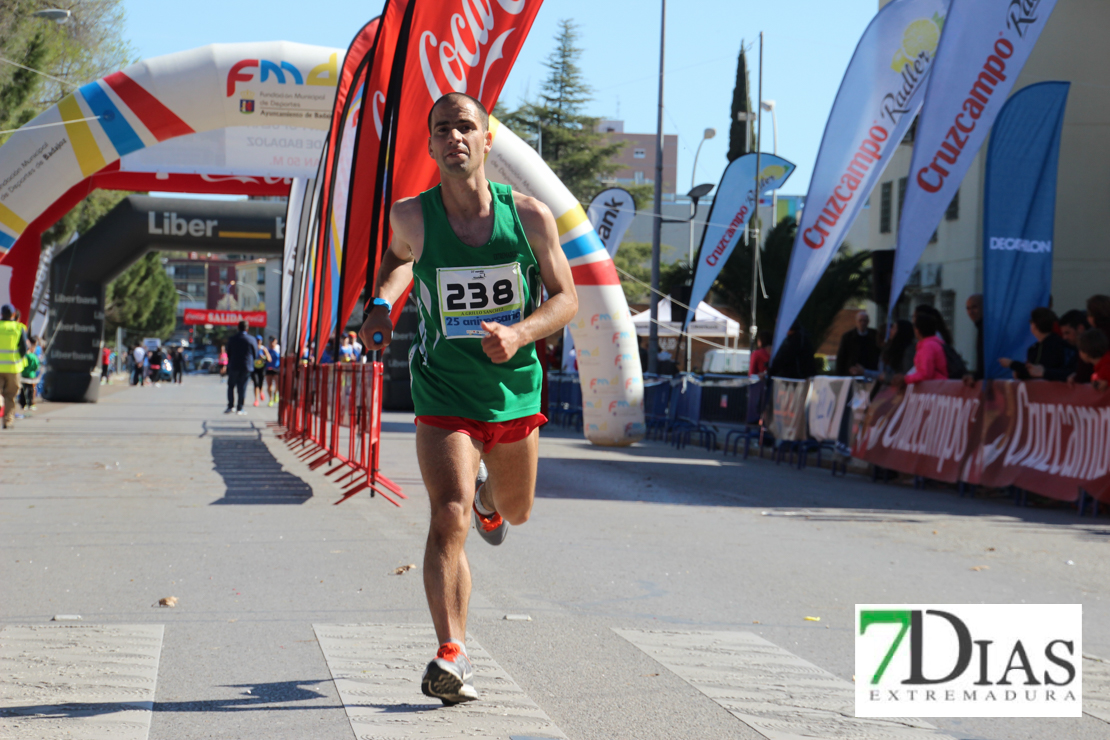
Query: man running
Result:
<box><xmin>359</xmin><ymin>92</ymin><xmax>577</xmax><ymax>705</ymax></box>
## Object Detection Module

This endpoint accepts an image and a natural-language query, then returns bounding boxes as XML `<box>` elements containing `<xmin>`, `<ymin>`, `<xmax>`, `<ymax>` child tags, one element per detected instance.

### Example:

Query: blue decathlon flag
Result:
<box><xmin>983</xmin><ymin>81</ymin><xmax>1069</xmax><ymax>380</ymax></box>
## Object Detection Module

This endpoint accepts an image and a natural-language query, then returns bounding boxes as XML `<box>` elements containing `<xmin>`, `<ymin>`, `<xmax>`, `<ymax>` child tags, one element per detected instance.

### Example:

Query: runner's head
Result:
<box><xmin>427</xmin><ymin>92</ymin><xmax>492</xmax><ymax>179</ymax></box>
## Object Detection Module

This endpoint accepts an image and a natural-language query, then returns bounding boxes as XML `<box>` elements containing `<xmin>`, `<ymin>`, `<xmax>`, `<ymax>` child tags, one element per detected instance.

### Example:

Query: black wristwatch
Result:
<box><xmin>362</xmin><ymin>296</ymin><xmax>392</xmax><ymax>324</ymax></box>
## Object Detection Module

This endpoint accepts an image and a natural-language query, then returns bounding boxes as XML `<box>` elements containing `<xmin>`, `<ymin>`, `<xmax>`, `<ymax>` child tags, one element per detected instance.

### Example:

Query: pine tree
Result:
<box><xmin>499</xmin><ymin>20</ymin><xmax>624</xmax><ymax>204</ymax></box>
<box><xmin>726</xmin><ymin>44</ymin><xmax>754</xmax><ymax>162</ymax></box>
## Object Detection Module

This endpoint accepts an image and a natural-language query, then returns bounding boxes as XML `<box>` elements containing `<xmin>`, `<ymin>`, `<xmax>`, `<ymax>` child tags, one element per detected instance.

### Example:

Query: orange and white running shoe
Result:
<box><xmin>421</xmin><ymin>642</ymin><xmax>477</xmax><ymax>705</ymax></box>
<box><xmin>472</xmin><ymin>461</ymin><xmax>508</xmax><ymax>545</ymax></box>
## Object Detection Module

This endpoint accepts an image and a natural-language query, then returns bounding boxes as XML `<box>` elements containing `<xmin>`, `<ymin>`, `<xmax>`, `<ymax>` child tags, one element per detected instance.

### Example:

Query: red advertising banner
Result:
<box><xmin>977</xmin><ymin>380</ymin><xmax>1110</xmax><ymax>503</ymax></box>
<box><xmin>184</xmin><ymin>309</ymin><xmax>266</xmax><ymax>327</ymax></box>
<box><xmin>853</xmin><ymin>380</ymin><xmax>982</xmax><ymax>484</ymax></box>
<box><xmin>854</xmin><ymin>380</ymin><xmax>1110</xmax><ymax>503</ymax></box>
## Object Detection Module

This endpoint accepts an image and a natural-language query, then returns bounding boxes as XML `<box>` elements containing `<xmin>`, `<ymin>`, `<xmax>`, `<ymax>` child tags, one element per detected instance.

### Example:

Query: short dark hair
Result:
<box><xmin>1030</xmin><ymin>307</ymin><xmax>1057</xmax><ymax>335</ymax></box>
<box><xmin>427</xmin><ymin>92</ymin><xmax>489</xmax><ymax>133</ymax></box>
<box><xmin>914</xmin><ymin>312</ymin><xmax>938</xmax><ymax>338</ymax></box>
<box><xmin>237</xmin><ymin>320</ymin><xmax>248</xmax><ymax>332</ymax></box>
<box><xmin>0</xmin><ymin>305</ymin><xmax>11</xmax><ymax>320</ymax></box>
<box><xmin>1078</xmin><ymin>328</ymin><xmax>1108</xmax><ymax>360</ymax></box>
<box><xmin>1060</xmin><ymin>309</ymin><xmax>1089</xmax><ymax>330</ymax></box>
<box><xmin>1087</xmin><ymin>294</ymin><xmax>1110</xmax><ymax>331</ymax></box>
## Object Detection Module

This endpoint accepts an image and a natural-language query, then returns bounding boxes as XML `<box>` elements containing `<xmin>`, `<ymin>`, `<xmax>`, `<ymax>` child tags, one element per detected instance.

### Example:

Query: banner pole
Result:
<box><xmin>750</xmin><ymin>32</ymin><xmax>763</xmax><ymax>351</ymax></box>
<box><xmin>648</xmin><ymin>0</ymin><xmax>666</xmax><ymax>376</ymax></box>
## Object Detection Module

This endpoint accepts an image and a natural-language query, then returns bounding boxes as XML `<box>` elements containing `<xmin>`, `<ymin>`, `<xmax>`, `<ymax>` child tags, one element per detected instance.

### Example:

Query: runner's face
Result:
<box><xmin>428</xmin><ymin>100</ymin><xmax>491</xmax><ymax>177</ymax></box>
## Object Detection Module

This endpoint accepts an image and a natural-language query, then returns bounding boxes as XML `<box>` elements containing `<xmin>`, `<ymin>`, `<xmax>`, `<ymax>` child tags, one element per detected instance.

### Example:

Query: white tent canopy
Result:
<box><xmin>631</xmin><ymin>297</ymin><xmax>741</xmax><ymax>338</ymax></box>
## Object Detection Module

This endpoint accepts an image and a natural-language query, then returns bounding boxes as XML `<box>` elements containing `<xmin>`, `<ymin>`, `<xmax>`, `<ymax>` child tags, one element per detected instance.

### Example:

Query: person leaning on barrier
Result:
<box><xmin>999</xmin><ymin>307</ymin><xmax>1070</xmax><ymax>380</ymax></box>
<box><xmin>1075</xmin><ymin>328</ymin><xmax>1110</xmax><ymax>393</ymax></box>
<box><xmin>770</xmin><ymin>323</ymin><xmax>817</xmax><ymax>380</ymax></box>
<box><xmin>0</xmin><ymin>304</ymin><xmax>29</xmax><ymax>429</ymax></box>
<box><xmin>892</xmin><ymin>312</ymin><xmax>948</xmax><ymax>390</ymax></box>
<box><xmin>837</xmin><ymin>310</ymin><xmax>880</xmax><ymax>376</ymax></box>
<box><xmin>859</xmin><ymin>318</ymin><xmax>914</xmax><ymax>385</ymax></box>
<box><xmin>749</xmin><ymin>332</ymin><xmax>772</xmax><ymax>376</ymax></box>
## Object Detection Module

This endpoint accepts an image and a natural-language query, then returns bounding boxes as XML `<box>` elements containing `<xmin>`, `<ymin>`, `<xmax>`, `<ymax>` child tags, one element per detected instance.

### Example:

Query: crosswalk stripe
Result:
<box><xmin>1085</xmin><ymin>655</ymin><xmax>1110</xmax><ymax>724</ymax></box>
<box><xmin>613</xmin><ymin>629</ymin><xmax>956</xmax><ymax>740</ymax></box>
<box><xmin>0</xmin><ymin>624</ymin><xmax>164</xmax><ymax>740</ymax></box>
<box><xmin>314</xmin><ymin>624</ymin><xmax>566</xmax><ymax>739</ymax></box>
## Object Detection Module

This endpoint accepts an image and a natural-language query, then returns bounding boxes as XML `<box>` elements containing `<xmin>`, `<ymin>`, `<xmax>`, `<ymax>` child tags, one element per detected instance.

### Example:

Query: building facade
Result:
<box><xmin>872</xmin><ymin>0</ymin><xmax>1110</xmax><ymax>364</ymax></box>
<box><xmin>596</xmin><ymin>120</ymin><xmax>678</xmax><ymax>198</ymax></box>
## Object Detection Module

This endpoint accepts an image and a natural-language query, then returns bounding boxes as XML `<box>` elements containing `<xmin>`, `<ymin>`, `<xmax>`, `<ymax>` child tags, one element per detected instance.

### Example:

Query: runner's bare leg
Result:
<box><xmin>480</xmin><ymin>428</ymin><xmax>539</xmax><ymax>525</ymax></box>
<box><xmin>417</xmin><ymin>423</ymin><xmax>482</xmax><ymax>645</ymax></box>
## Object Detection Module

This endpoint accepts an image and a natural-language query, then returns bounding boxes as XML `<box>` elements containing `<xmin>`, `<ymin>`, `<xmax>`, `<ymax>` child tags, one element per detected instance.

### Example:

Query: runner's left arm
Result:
<box><xmin>481</xmin><ymin>195</ymin><xmax>577</xmax><ymax>364</ymax></box>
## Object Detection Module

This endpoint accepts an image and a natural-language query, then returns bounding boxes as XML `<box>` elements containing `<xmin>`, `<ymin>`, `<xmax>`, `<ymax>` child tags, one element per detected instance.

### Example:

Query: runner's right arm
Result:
<box><xmin>358</xmin><ymin>198</ymin><xmax>422</xmax><ymax>351</ymax></box>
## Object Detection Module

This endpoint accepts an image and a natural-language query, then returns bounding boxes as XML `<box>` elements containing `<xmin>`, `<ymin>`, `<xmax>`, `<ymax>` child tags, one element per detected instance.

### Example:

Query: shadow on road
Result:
<box><xmin>205</xmin><ymin>421</ymin><xmax>313</xmax><ymax>505</ymax></box>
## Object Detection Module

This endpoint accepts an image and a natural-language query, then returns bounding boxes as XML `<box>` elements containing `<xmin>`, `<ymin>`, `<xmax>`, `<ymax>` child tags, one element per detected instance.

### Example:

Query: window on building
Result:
<box><xmin>257</xmin><ymin>266</ymin><xmax>265</xmax><ymax>284</ymax></box>
<box><xmin>901</xmin><ymin>118</ymin><xmax>917</xmax><ymax>145</ymax></box>
<box><xmin>930</xmin><ymin>230</ymin><xmax>938</xmax><ymax>243</ymax></box>
<box><xmin>634</xmin><ymin>171</ymin><xmax>645</xmax><ymax>185</ymax></box>
<box><xmin>897</xmin><ymin>177</ymin><xmax>907</xmax><ymax>226</ymax></box>
<box><xmin>880</xmin><ymin>181</ymin><xmax>892</xmax><ymax>233</ymax></box>
<box><xmin>633</xmin><ymin>148</ymin><xmax>646</xmax><ymax>159</ymax></box>
<box><xmin>940</xmin><ymin>290</ymin><xmax>956</xmax><ymax>337</ymax></box>
<box><xmin>945</xmin><ymin>189</ymin><xmax>960</xmax><ymax>221</ymax></box>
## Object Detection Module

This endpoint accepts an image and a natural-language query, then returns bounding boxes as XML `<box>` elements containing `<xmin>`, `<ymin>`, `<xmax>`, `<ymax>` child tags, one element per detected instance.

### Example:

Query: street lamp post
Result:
<box><xmin>688</xmin><ymin>127</ymin><xmax>716</xmax><ymax>265</ymax></box>
<box><xmin>648</xmin><ymin>0</ymin><xmax>667</xmax><ymax>376</ymax></box>
<box><xmin>761</xmin><ymin>99</ymin><xmax>778</xmax><ymax>227</ymax></box>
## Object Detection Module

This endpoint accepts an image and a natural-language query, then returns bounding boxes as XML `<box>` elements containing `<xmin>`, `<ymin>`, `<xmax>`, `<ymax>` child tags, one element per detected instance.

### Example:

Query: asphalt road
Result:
<box><xmin>1</xmin><ymin>375</ymin><xmax>1107</xmax><ymax>740</ymax></box>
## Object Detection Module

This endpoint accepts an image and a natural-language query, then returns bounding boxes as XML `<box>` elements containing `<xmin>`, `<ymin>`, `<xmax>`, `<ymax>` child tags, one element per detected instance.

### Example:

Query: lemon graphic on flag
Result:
<box><xmin>760</xmin><ymin>164</ymin><xmax>786</xmax><ymax>181</ymax></box>
<box><xmin>891</xmin><ymin>13</ymin><xmax>945</xmax><ymax>72</ymax></box>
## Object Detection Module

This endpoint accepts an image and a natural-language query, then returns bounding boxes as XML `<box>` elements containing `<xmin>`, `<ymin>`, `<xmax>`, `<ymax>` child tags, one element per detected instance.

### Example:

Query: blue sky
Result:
<box><xmin>124</xmin><ymin>0</ymin><xmax>878</xmax><ymax>196</ymax></box>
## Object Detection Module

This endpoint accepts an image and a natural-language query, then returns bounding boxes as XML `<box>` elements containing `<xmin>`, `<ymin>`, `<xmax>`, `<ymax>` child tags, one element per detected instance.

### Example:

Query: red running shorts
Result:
<box><xmin>415</xmin><ymin>413</ymin><xmax>548</xmax><ymax>453</ymax></box>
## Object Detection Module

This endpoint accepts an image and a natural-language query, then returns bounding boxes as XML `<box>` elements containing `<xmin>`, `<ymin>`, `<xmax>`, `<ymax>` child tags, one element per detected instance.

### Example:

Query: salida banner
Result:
<box><xmin>184</xmin><ymin>309</ymin><xmax>266</xmax><ymax>327</ymax></box>
<box><xmin>854</xmin><ymin>380</ymin><xmax>1110</xmax><ymax>502</ymax></box>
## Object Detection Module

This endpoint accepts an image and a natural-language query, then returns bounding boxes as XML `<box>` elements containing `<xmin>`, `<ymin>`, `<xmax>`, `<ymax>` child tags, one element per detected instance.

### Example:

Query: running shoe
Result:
<box><xmin>267</xmin><ymin>398</ymin><xmax>275</xmax><ymax>407</ymax></box>
<box><xmin>237</xmin><ymin>410</ymin><xmax>247</xmax><ymax>415</ymax></box>
<box><xmin>421</xmin><ymin>643</ymin><xmax>477</xmax><ymax>705</ymax></box>
<box><xmin>224</xmin><ymin>407</ymin><xmax>234</xmax><ymax>414</ymax></box>
<box><xmin>253</xmin><ymin>399</ymin><xmax>260</xmax><ymax>407</ymax></box>
<box><xmin>472</xmin><ymin>461</ymin><xmax>508</xmax><ymax>546</ymax></box>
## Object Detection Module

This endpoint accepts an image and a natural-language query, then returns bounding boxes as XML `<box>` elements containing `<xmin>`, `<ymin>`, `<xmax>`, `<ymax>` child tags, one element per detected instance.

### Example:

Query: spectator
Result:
<box><xmin>1077</xmin><ymin>328</ymin><xmax>1110</xmax><ymax>393</ymax></box>
<box><xmin>836</xmin><ymin>310</ymin><xmax>880</xmax><ymax>376</ymax></box>
<box><xmin>348</xmin><ymin>330</ymin><xmax>363</xmax><ymax>359</ymax></box>
<box><xmin>100</xmin><ymin>345</ymin><xmax>112</xmax><ymax>385</ymax></box>
<box><xmin>18</xmin><ymin>342</ymin><xmax>40</xmax><ymax>414</ymax></box>
<box><xmin>966</xmin><ymin>293</ymin><xmax>984</xmax><ymax>380</ymax></box>
<box><xmin>171</xmin><ymin>347</ymin><xmax>185</xmax><ymax>384</ymax></box>
<box><xmin>769</xmin><ymin>323</ymin><xmax>817</xmax><ymax>379</ymax></box>
<box><xmin>251</xmin><ymin>338</ymin><xmax>270</xmax><ymax>407</ymax></box>
<box><xmin>895</xmin><ymin>312</ymin><xmax>947</xmax><ymax>388</ymax></box>
<box><xmin>224</xmin><ymin>321</ymin><xmax>258</xmax><ymax>414</ymax></box>
<box><xmin>656</xmin><ymin>349</ymin><xmax>678</xmax><ymax>376</ymax></box>
<box><xmin>217</xmin><ymin>345</ymin><xmax>228</xmax><ymax>382</ymax></box>
<box><xmin>1058</xmin><ymin>310</ymin><xmax>1090</xmax><ymax>383</ymax></box>
<box><xmin>862</xmin><ymin>319</ymin><xmax>914</xmax><ymax>383</ymax></box>
<box><xmin>339</xmin><ymin>335</ymin><xmax>356</xmax><ymax>363</ymax></box>
<box><xmin>147</xmin><ymin>345</ymin><xmax>165</xmax><ymax>386</ymax></box>
<box><xmin>1088</xmin><ymin>295</ymin><xmax>1110</xmax><ymax>334</ymax></box>
<box><xmin>0</xmin><ymin>304</ymin><xmax>28</xmax><ymax>429</ymax></box>
<box><xmin>131</xmin><ymin>343</ymin><xmax>146</xmax><ymax>386</ymax></box>
<box><xmin>749</xmin><ymin>331</ymin><xmax>771</xmax><ymax>376</ymax></box>
<box><xmin>915</xmin><ymin>304</ymin><xmax>966</xmax><ymax>378</ymax></box>
<box><xmin>1000</xmin><ymin>307</ymin><xmax>1069</xmax><ymax>380</ymax></box>
<box><xmin>265</xmin><ymin>336</ymin><xmax>281</xmax><ymax>406</ymax></box>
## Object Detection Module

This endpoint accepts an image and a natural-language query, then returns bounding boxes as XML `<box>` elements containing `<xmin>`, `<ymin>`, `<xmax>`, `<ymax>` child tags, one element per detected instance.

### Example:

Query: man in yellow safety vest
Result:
<box><xmin>0</xmin><ymin>304</ymin><xmax>30</xmax><ymax>429</ymax></box>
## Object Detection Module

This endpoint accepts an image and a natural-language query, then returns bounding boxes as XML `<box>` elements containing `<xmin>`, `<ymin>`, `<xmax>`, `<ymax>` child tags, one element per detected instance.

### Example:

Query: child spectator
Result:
<box><xmin>1000</xmin><ymin>307</ymin><xmax>1070</xmax><ymax>380</ymax></box>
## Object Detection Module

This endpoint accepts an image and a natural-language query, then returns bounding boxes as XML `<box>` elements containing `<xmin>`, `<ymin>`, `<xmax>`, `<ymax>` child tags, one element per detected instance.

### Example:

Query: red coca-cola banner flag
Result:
<box><xmin>184</xmin><ymin>309</ymin><xmax>266</xmax><ymax>327</ymax></box>
<box><xmin>853</xmin><ymin>380</ymin><xmax>982</xmax><ymax>484</ymax></box>
<box><xmin>977</xmin><ymin>380</ymin><xmax>1110</xmax><ymax>502</ymax></box>
<box><xmin>854</xmin><ymin>380</ymin><xmax>1110</xmax><ymax>503</ymax></box>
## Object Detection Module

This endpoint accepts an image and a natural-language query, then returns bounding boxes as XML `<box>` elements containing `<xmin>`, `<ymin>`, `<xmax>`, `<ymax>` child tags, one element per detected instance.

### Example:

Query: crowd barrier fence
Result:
<box><xmin>275</xmin><ymin>357</ymin><xmax>405</xmax><ymax>506</ymax></box>
<box><xmin>627</xmin><ymin>371</ymin><xmax>1109</xmax><ymax>513</ymax></box>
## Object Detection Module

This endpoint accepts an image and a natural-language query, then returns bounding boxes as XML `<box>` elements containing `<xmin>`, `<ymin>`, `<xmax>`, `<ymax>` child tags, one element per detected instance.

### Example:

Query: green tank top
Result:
<box><xmin>410</xmin><ymin>181</ymin><xmax>542</xmax><ymax>422</ymax></box>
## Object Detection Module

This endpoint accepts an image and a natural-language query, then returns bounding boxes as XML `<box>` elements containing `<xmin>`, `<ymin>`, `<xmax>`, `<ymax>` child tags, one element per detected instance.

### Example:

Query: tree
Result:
<box><xmin>0</xmin><ymin>0</ymin><xmax>133</xmax><ymax>146</ymax></box>
<box><xmin>726</xmin><ymin>43</ymin><xmax>755</xmax><ymax>163</ymax></box>
<box><xmin>104</xmin><ymin>252</ymin><xmax>177</xmax><ymax>341</ymax></box>
<box><xmin>499</xmin><ymin>19</ymin><xmax>624</xmax><ymax>204</ymax></box>
<box><xmin>714</xmin><ymin>217</ymin><xmax>871</xmax><ymax>347</ymax></box>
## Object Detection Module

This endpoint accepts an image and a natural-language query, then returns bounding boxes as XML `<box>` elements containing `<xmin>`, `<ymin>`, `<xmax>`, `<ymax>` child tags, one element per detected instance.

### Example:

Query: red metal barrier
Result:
<box><xmin>276</xmin><ymin>357</ymin><xmax>405</xmax><ymax>506</ymax></box>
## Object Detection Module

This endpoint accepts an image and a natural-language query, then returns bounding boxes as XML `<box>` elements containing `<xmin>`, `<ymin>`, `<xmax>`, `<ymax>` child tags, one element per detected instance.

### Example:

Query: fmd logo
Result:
<box><xmin>855</xmin><ymin>604</ymin><xmax>1081</xmax><ymax>717</ymax></box>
